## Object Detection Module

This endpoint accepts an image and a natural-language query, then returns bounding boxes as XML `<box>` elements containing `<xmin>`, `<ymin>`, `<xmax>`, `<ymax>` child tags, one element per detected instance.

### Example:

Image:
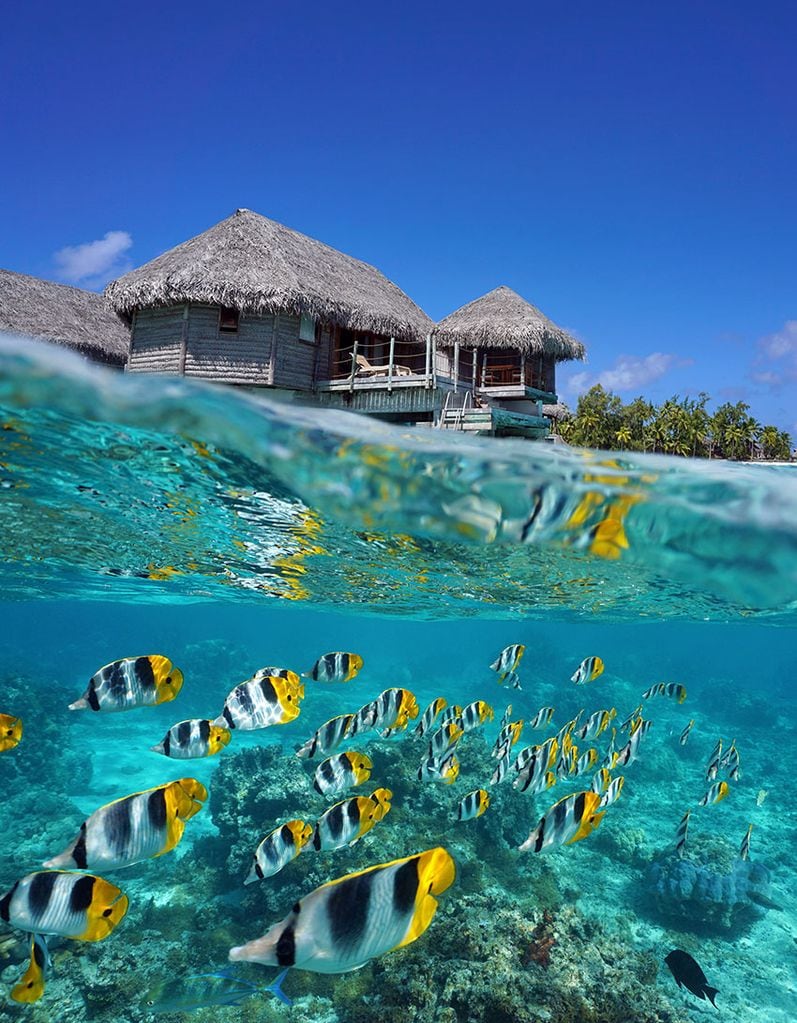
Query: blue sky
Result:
<box><xmin>2</xmin><ymin>1</ymin><xmax>795</xmax><ymax>432</ymax></box>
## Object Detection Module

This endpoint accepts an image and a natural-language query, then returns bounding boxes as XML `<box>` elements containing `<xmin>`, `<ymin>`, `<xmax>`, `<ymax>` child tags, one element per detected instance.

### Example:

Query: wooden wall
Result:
<box><xmin>127</xmin><ymin>307</ymin><xmax>183</xmax><ymax>373</ymax></box>
<box><xmin>129</xmin><ymin>304</ymin><xmax>325</xmax><ymax>392</ymax></box>
<box><xmin>184</xmin><ymin>305</ymin><xmax>272</xmax><ymax>384</ymax></box>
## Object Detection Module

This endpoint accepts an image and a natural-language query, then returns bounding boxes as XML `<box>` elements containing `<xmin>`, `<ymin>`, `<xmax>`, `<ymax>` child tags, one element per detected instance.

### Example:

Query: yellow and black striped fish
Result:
<box><xmin>414</xmin><ymin>698</ymin><xmax>447</xmax><ymax>737</ymax></box>
<box><xmin>245</xmin><ymin>820</ymin><xmax>313</xmax><ymax>884</ymax></box>
<box><xmin>428</xmin><ymin>722</ymin><xmax>463</xmax><ymax>760</ymax></box>
<box><xmin>642</xmin><ymin>682</ymin><xmax>687</xmax><ymax>704</ymax></box>
<box><xmin>151</xmin><ymin>719</ymin><xmax>230</xmax><ymax>759</ymax></box>
<box><xmin>698</xmin><ymin>781</ymin><xmax>729</xmax><ymax>806</ymax></box>
<box><xmin>490</xmin><ymin>644</ymin><xmax>525</xmax><ymax>683</ymax></box>
<box><xmin>352</xmin><ymin>688</ymin><xmax>419</xmax><ymax>737</ymax></box>
<box><xmin>296</xmin><ymin>714</ymin><xmax>354</xmax><ymax>760</ymax></box>
<box><xmin>570</xmin><ymin>656</ymin><xmax>604</xmax><ymax>685</ymax></box>
<box><xmin>739</xmin><ymin>823</ymin><xmax>753</xmax><ymax>861</ymax></box>
<box><xmin>529</xmin><ymin>706</ymin><xmax>555</xmax><ymax>730</ymax></box>
<box><xmin>0</xmin><ymin>870</ymin><xmax>128</xmax><ymax>941</ymax></box>
<box><xmin>0</xmin><ymin>713</ymin><xmax>23</xmax><ymax>752</ymax></box>
<box><xmin>69</xmin><ymin>655</ymin><xmax>183</xmax><ymax>712</ymax></box>
<box><xmin>311</xmin><ymin>789</ymin><xmax>392</xmax><ymax>851</ymax></box>
<box><xmin>305</xmin><ymin>652</ymin><xmax>364</xmax><ymax>684</ymax></box>
<box><xmin>674</xmin><ymin>809</ymin><xmax>690</xmax><ymax>859</ymax></box>
<box><xmin>215</xmin><ymin>669</ymin><xmax>304</xmax><ymax>731</ymax></box>
<box><xmin>460</xmin><ymin>700</ymin><xmax>494</xmax><ymax>733</ymax></box>
<box><xmin>577</xmin><ymin>708</ymin><xmax>616</xmax><ymax>742</ymax></box>
<box><xmin>43</xmin><ymin>779</ymin><xmax>207</xmax><ymax>870</ymax></box>
<box><xmin>229</xmin><ymin>847</ymin><xmax>455</xmax><ymax>973</ymax></box>
<box><xmin>518</xmin><ymin>791</ymin><xmax>604</xmax><ymax>854</ymax></box>
<box><xmin>418</xmin><ymin>752</ymin><xmax>459</xmax><ymax>785</ymax></box>
<box><xmin>457</xmin><ymin>789</ymin><xmax>490</xmax><ymax>821</ymax></box>
<box><xmin>312</xmin><ymin>751</ymin><xmax>373</xmax><ymax>797</ymax></box>
<box><xmin>438</xmin><ymin>705</ymin><xmax>463</xmax><ymax>729</ymax></box>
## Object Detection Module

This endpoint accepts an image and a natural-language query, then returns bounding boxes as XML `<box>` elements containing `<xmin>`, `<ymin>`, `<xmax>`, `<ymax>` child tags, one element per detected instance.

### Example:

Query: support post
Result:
<box><xmin>388</xmin><ymin>335</ymin><xmax>395</xmax><ymax>393</ymax></box>
<box><xmin>481</xmin><ymin>351</ymin><xmax>487</xmax><ymax>389</ymax></box>
<box><xmin>520</xmin><ymin>353</ymin><xmax>526</xmax><ymax>390</ymax></box>
<box><xmin>432</xmin><ymin>335</ymin><xmax>437</xmax><ymax>389</ymax></box>
<box><xmin>349</xmin><ymin>335</ymin><xmax>358</xmax><ymax>393</ymax></box>
<box><xmin>425</xmin><ymin>332</ymin><xmax>431</xmax><ymax>387</ymax></box>
<box><xmin>453</xmin><ymin>341</ymin><xmax>460</xmax><ymax>392</ymax></box>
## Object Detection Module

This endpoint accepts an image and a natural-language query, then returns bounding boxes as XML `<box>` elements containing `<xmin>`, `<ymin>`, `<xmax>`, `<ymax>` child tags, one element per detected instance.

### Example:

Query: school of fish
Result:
<box><xmin>0</xmin><ymin>642</ymin><xmax>754</xmax><ymax>1009</ymax></box>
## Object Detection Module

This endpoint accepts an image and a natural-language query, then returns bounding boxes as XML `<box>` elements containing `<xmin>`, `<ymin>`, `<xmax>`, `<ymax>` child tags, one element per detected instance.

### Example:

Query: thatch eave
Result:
<box><xmin>0</xmin><ymin>269</ymin><xmax>129</xmax><ymax>366</ymax></box>
<box><xmin>433</xmin><ymin>285</ymin><xmax>585</xmax><ymax>362</ymax></box>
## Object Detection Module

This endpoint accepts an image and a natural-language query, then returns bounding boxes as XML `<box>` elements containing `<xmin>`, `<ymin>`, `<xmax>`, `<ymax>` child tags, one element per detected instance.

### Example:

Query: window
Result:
<box><xmin>219</xmin><ymin>307</ymin><xmax>239</xmax><ymax>333</ymax></box>
<box><xmin>299</xmin><ymin>314</ymin><xmax>316</xmax><ymax>342</ymax></box>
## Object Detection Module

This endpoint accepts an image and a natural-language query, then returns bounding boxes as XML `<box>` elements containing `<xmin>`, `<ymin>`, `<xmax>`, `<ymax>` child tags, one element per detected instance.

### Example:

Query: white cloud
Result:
<box><xmin>759</xmin><ymin>320</ymin><xmax>797</xmax><ymax>360</ymax></box>
<box><xmin>564</xmin><ymin>352</ymin><xmax>679</xmax><ymax>395</ymax></box>
<box><xmin>54</xmin><ymin>230</ymin><xmax>133</xmax><ymax>288</ymax></box>
<box><xmin>753</xmin><ymin>322</ymin><xmax>797</xmax><ymax>389</ymax></box>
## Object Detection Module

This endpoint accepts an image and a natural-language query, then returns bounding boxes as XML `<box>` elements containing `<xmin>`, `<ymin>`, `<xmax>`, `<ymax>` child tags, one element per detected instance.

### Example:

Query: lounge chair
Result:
<box><xmin>354</xmin><ymin>354</ymin><xmax>413</xmax><ymax>377</ymax></box>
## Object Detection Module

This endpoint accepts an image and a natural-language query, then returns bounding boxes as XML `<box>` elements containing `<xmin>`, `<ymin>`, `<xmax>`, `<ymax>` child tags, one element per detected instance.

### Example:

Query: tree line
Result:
<box><xmin>556</xmin><ymin>386</ymin><xmax>793</xmax><ymax>460</ymax></box>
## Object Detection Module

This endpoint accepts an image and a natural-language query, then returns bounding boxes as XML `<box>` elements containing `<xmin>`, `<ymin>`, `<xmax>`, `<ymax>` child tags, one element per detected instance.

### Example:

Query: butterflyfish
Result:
<box><xmin>428</xmin><ymin>722</ymin><xmax>463</xmax><ymax>760</ymax></box>
<box><xmin>642</xmin><ymin>682</ymin><xmax>687</xmax><ymax>704</ymax></box>
<box><xmin>69</xmin><ymin>655</ymin><xmax>183</xmax><ymax>712</ymax></box>
<box><xmin>43</xmin><ymin>778</ymin><xmax>207</xmax><ymax>870</ymax></box>
<box><xmin>674</xmin><ymin>809</ymin><xmax>690</xmax><ymax>859</ymax></box>
<box><xmin>414</xmin><ymin>698</ymin><xmax>447</xmax><ymax>737</ymax></box>
<box><xmin>295</xmin><ymin>714</ymin><xmax>354</xmax><ymax>760</ymax></box>
<box><xmin>460</xmin><ymin>700</ymin><xmax>494</xmax><ymax>732</ymax></box>
<box><xmin>513</xmin><ymin>749</ymin><xmax>556</xmax><ymax>796</ymax></box>
<box><xmin>518</xmin><ymin>791</ymin><xmax>605</xmax><ymax>854</ymax></box>
<box><xmin>492</xmin><ymin>719</ymin><xmax>523</xmax><ymax>757</ymax></box>
<box><xmin>245</xmin><ymin>821</ymin><xmax>313</xmax><ymax>884</ymax></box>
<box><xmin>619</xmin><ymin>705</ymin><xmax>643</xmax><ymax>732</ymax></box>
<box><xmin>418</xmin><ymin>752</ymin><xmax>459</xmax><ymax>785</ymax></box>
<box><xmin>739</xmin><ymin>823</ymin><xmax>753</xmax><ymax>861</ymax></box>
<box><xmin>151</xmin><ymin>718</ymin><xmax>230</xmax><ymax>759</ymax></box>
<box><xmin>590</xmin><ymin>767</ymin><xmax>612</xmax><ymax>795</ymax></box>
<box><xmin>352</xmin><ymin>689</ymin><xmax>419</xmax><ymax>736</ymax></box>
<box><xmin>679</xmin><ymin>720</ymin><xmax>695</xmax><ymax>746</ymax></box>
<box><xmin>438</xmin><ymin>705</ymin><xmax>463</xmax><ymax>729</ymax></box>
<box><xmin>570</xmin><ymin>656</ymin><xmax>604</xmax><ymax>685</ymax></box>
<box><xmin>499</xmin><ymin>704</ymin><xmax>513</xmax><ymax>729</ymax></box>
<box><xmin>490</xmin><ymin>644</ymin><xmax>525</xmax><ymax>684</ymax></box>
<box><xmin>574</xmin><ymin>748</ymin><xmax>598</xmax><ymax>777</ymax></box>
<box><xmin>577</xmin><ymin>708</ymin><xmax>615</xmax><ymax>742</ymax></box>
<box><xmin>311</xmin><ymin>789</ymin><xmax>392</xmax><ymax>851</ymax></box>
<box><xmin>705</xmin><ymin>739</ymin><xmax>723</xmax><ymax>782</ymax></box>
<box><xmin>305</xmin><ymin>652</ymin><xmax>363</xmax><ymax>684</ymax></box>
<box><xmin>215</xmin><ymin>669</ymin><xmax>304</xmax><ymax>731</ymax></box>
<box><xmin>457</xmin><ymin>789</ymin><xmax>490</xmax><ymax>821</ymax></box>
<box><xmin>530</xmin><ymin>706</ymin><xmax>555</xmax><ymax>730</ymax></box>
<box><xmin>0</xmin><ymin>871</ymin><xmax>128</xmax><ymax>941</ymax></box>
<box><xmin>490</xmin><ymin>749</ymin><xmax>512</xmax><ymax>786</ymax></box>
<box><xmin>613</xmin><ymin>717</ymin><xmax>652</xmax><ymax>768</ymax></box>
<box><xmin>0</xmin><ymin>713</ymin><xmax>22</xmax><ymax>752</ymax></box>
<box><xmin>229</xmin><ymin>847</ymin><xmax>455</xmax><ymax>973</ymax></box>
<box><xmin>598</xmin><ymin>776</ymin><xmax>624</xmax><ymax>808</ymax></box>
<box><xmin>698</xmin><ymin>781</ymin><xmax>729</xmax><ymax>806</ymax></box>
<box><xmin>312</xmin><ymin>751</ymin><xmax>373</xmax><ymax>797</ymax></box>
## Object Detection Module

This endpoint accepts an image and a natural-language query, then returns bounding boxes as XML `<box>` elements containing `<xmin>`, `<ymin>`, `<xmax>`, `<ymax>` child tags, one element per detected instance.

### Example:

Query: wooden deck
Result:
<box><xmin>439</xmin><ymin>406</ymin><xmax>550</xmax><ymax>438</ymax></box>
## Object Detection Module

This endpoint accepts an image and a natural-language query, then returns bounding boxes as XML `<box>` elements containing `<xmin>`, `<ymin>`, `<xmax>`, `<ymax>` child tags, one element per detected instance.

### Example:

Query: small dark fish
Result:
<box><xmin>747</xmin><ymin>890</ymin><xmax>783</xmax><ymax>911</ymax></box>
<box><xmin>142</xmin><ymin>968</ymin><xmax>291</xmax><ymax>1012</ymax></box>
<box><xmin>664</xmin><ymin>949</ymin><xmax>718</xmax><ymax>1007</ymax></box>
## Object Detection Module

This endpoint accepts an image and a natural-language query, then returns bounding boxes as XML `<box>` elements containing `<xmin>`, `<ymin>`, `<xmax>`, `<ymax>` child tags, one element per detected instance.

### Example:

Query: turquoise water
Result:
<box><xmin>0</xmin><ymin>337</ymin><xmax>796</xmax><ymax>1022</ymax></box>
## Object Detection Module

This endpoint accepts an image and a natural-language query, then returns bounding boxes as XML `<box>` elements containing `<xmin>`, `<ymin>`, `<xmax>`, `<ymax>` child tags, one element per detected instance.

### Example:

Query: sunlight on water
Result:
<box><xmin>1</xmin><ymin>338</ymin><xmax>796</xmax><ymax>1023</ymax></box>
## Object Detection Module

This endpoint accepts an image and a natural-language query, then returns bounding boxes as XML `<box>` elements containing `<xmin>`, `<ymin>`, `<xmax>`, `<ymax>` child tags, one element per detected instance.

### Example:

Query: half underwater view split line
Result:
<box><xmin>1</xmin><ymin>339</ymin><xmax>797</xmax><ymax>1023</ymax></box>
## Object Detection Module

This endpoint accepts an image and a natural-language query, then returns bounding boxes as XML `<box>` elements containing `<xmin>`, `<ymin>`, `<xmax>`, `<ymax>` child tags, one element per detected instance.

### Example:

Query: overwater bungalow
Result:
<box><xmin>105</xmin><ymin>208</ymin><xmax>433</xmax><ymax>404</ymax></box>
<box><xmin>0</xmin><ymin>268</ymin><xmax>129</xmax><ymax>367</ymax></box>
<box><xmin>105</xmin><ymin>209</ymin><xmax>585</xmax><ymax>438</ymax></box>
<box><xmin>433</xmin><ymin>286</ymin><xmax>585</xmax><ymax>437</ymax></box>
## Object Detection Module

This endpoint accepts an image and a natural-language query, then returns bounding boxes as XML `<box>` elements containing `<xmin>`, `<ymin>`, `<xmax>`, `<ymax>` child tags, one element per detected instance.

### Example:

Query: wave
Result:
<box><xmin>1</xmin><ymin>335</ymin><xmax>796</xmax><ymax>622</ymax></box>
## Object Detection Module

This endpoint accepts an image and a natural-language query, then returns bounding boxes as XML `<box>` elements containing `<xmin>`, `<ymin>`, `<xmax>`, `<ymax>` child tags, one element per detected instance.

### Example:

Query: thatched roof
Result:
<box><xmin>542</xmin><ymin>402</ymin><xmax>571</xmax><ymax>420</ymax></box>
<box><xmin>433</xmin><ymin>285</ymin><xmax>585</xmax><ymax>361</ymax></box>
<box><xmin>0</xmin><ymin>269</ymin><xmax>129</xmax><ymax>366</ymax></box>
<box><xmin>105</xmin><ymin>208</ymin><xmax>433</xmax><ymax>344</ymax></box>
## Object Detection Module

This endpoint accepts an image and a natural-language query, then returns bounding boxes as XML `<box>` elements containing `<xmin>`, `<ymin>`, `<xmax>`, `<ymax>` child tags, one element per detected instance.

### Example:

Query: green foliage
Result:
<box><xmin>559</xmin><ymin>386</ymin><xmax>792</xmax><ymax>460</ymax></box>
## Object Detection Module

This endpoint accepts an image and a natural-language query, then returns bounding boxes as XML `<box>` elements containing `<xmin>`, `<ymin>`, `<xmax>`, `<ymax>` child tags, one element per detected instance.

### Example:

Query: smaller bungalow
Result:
<box><xmin>0</xmin><ymin>268</ymin><xmax>129</xmax><ymax>367</ymax></box>
<box><xmin>433</xmin><ymin>286</ymin><xmax>584</xmax><ymax>437</ymax></box>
